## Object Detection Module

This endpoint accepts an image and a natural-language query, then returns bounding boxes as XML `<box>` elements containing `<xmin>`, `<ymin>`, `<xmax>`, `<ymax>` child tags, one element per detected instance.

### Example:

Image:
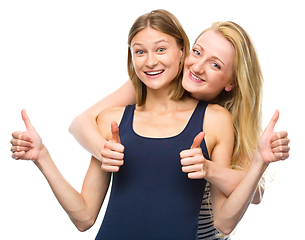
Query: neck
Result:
<box><xmin>140</xmin><ymin>88</ymin><xmax>175</xmax><ymax>111</ymax></box>
<box><xmin>138</xmin><ymin>88</ymin><xmax>195</xmax><ymax>113</ymax></box>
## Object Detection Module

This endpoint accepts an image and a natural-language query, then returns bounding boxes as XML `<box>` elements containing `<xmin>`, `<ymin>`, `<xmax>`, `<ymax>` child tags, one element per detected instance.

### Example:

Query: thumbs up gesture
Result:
<box><xmin>257</xmin><ymin>110</ymin><xmax>290</xmax><ymax>164</ymax></box>
<box><xmin>180</xmin><ymin>132</ymin><xmax>207</xmax><ymax>179</ymax></box>
<box><xmin>11</xmin><ymin>110</ymin><xmax>44</xmax><ymax>161</ymax></box>
<box><xmin>100</xmin><ymin>121</ymin><xmax>125</xmax><ymax>172</ymax></box>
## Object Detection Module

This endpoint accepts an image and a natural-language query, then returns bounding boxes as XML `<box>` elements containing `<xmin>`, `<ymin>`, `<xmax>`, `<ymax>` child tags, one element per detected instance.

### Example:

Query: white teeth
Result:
<box><xmin>191</xmin><ymin>72</ymin><xmax>203</xmax><ymax>81</ymax></box>
<box><xmin>146</xmin><ymin>70</ymin><xmax>164</xmax><ymax>75</ymax></box>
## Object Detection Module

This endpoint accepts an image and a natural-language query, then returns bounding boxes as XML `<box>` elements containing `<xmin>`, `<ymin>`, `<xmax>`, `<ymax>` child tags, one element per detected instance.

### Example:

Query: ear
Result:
<box><xmin>179</xmin><ymin>47</ymin><xmax>184</xmax><ymax>63</ymax></box>
<box><xmin>224</xmin><ymin>81</ymin><xmax>235</xmax><ymax>92</ymax></box>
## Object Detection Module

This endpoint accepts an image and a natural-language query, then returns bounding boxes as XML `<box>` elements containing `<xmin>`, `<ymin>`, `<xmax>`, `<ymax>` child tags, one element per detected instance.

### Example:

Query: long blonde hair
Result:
<box><xmin>196</xmin><ymin>21</ymin><xmax>264</xmax><ymax>171</ymax></box>
<box><xmin>127</xmin><ymin>9</ymin><xmax>190</xmax><ymax>106</ymax></box>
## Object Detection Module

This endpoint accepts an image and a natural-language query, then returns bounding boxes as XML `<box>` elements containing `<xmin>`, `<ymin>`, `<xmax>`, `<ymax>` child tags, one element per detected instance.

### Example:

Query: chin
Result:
<box><xmin>182</xmin><ymin>78</ymin><xmax>198</xmax><ymax>93</ymax></box>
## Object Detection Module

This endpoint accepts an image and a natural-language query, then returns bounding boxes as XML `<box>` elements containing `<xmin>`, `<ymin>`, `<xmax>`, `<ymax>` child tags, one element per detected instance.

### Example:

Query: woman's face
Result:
<box><xmin>131</xmin><ymin>27</ymin><xmax>182</xmax><ymax>92</ymax></box>
<box><xmin>182</xmin><ymin>30</ymin><xmax>235</xmax><ymax>101</ymax></box>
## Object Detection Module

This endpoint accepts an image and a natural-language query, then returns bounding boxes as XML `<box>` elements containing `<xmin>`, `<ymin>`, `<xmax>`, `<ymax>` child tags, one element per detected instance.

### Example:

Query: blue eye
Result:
<box><xmin>157</xmin><ymin>48</ymin><xmax>165</xmax><ymax>52</ymax></box>
<box><xmin>212</xmin><ymin>62</ymin><xmax>221</xmax><ymax>69</ymax></box>
<box><xmin>192</xmin><ymin>49</ymin><xmax>200</xmax><ymax>56</ymax></box>
<box><xmin>136</xmin><ymin>50</ymin><xmax>144</xmax><ymax>55</ymax></box>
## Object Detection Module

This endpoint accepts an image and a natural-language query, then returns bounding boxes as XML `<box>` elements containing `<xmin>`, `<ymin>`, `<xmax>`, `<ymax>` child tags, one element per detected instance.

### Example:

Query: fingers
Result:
<box><xmin>270</xmin><ymin>137</ymin><xmax>290</xmax><ymax>149</ymax></box>
<box><xmin>190</xmin><ymin>132</ymin><xmax>205</xmax><ymax>149</ymax></box>
<box><xmin>268</xmin><ymin>130</ymin><xmax>290</xmax><ymax>161</ymax></box>
<box><xmin>180</xmin><ymin>147</ymin><xmax>202</xmax><ymax>161</ymax></box>
<box><xmin>21</xmin><ymin>109</ymin><xmax>35</xmax><ymax>131</ymax></box>
<box><xmin>11</xmin><ymin>151</ymin><xmax>26</xmax><ymax>160</ymax></box>
<box><xmin>181</xmin><ymin>162</ymin><xmax>206</xmax><ymax>179</ymax></box>
<box><xmin>270</xmin><ymin>131</ymin><xmax>288</xmax><ymax>143</ymax></box>
<box><xmin>180</xmin><ymin>132</ymin><xmax>207</xmax><ymax>179</ymax></box>
<box><xmin>272</xmin><ymin>145</ymin><xmax>290</xmax><ymax>154</ymax></box>
<box><xmin>270</xmin><ymin>131</ymin><xmax>290</xmax><ymax>158</ymax></box>
<box><xmin>263</xmin><ymin>110</ymin><xmax>279</xmax><ymax>134</ymax></box>
<box><xmin>101</xmin><ymin>157</ymin><xmax>124</xmax><ymax>172</ymax></box>
<box><xmin>11</xmin><ymin>145</ymin><xmax>31</xmax><ymax>153</ymax></box>
<box><xmin>11</xmin><ymin>138</ymin><xmax>33</xmax><ymax>148</ymax></box>
<box><xmin>101</xmin><ymin>165</ymin><xmax>121</xmax><ymax>173</ymax></box>
<box><xmin>180</xmin><ymin>147</ymin><xmax>206</xmax><ymax>179</ymax></box>
<box><xmin>181</xmin><ymin>158</ymin><xmax>203</xmax><ymax>172</ymax></box>
<box><xmin>101</xmin><ymin>140</ymin><xmax>124</xmax><ymax>172</ymax></box>
<box><xmin>103</xmin><ymin>141</ymin><xmax>124</xmax><ymax>154</ymax></box>
<box><xmin>10</xmin><ymin>132</ymin><xmax>33</xmax><ymax>155</ymax></box>
<box><xmin>111</xmin><ymin>121</ymin><xmax>120</xmax><ymax>143</ymax></box>
<box><xmin>273</xmin><ymin>152</ymin><xmax>289</xmax><ymax>161</ymax></box>
<box><xmin>271</xmin><ymin>139</ymin><xmax>290</xmax><ymax>160</ymax></box>
<box><xmin>101</xmin><ymin>145</ymin><xmax>125</xmax><ymax>161</ymax></box>
<box><xmin>12</xmin><ymin>131</ymin><xmax>32</xmax><ymax>142</ymax></box>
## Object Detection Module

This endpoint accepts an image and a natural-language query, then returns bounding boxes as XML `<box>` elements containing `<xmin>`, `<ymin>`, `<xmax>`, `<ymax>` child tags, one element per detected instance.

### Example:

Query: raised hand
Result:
<box><xmin>180</xmin><ymin>132</ymin><xmax>207</xmax><ymax>179</ymax></box>
<box><xmin>257</xmin><ymin>110</ymin><xmax>290</xmax><ymax>164</ymax></box>
<box><xmin>100</xmin><ymin>121</ymin><xmax>125</xmax><ymax>172</ymax></box>
<box><xmin>10</xmin><ymin>110</ymin><xmax>44</xmax><ymax>161</ymax></box>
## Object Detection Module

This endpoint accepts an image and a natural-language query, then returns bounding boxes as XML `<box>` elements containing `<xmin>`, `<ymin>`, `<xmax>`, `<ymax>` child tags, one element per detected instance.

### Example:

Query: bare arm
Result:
<box><xmin>204</xmin><ymin>159</ymin><xmax>263</xmax><ymax>204</ymax></box>
<box><xmin>181</xmin><ymin>106</ymin><xmax>289</xmax><ymax>235</ymax></box>
<box><xmin>69</xmin><ymin>80</ymin><xmax>136</xmax><ymax>160</ymax></box>
<box><xmin>209</xmin><ymin>110</ymin><xmax>289</xmax><ymax>235</ymax></box>
<box><xmin>35</xmin><ymin>151</ymin><xmax>111</xmax><ymax>232</ymax></box>
<box><xmin>11</xmin><ymin>110</ymin><xmax>111</xmax><ymax>232</ymax></box>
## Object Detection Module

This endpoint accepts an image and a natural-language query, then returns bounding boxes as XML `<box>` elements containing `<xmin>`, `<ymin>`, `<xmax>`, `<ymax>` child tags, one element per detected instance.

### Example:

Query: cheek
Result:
<box><xmin>164</xmin><ymin>57</ymin><xmax>181</xmax><ymax>78</ymax></box>
<box><xmin>183</xmin><ymin>55</ymin><xmax>192</xmax><ymax>68</ymax></box>
<box><xmin>208</xmin><ymin>71</ymin><xmax>229</xmax><ymax>87</ymax></box>
<box><xmin>132</xmin><ymin>58</ymin><xmax>144</xmax><ymax>74</ymax></box>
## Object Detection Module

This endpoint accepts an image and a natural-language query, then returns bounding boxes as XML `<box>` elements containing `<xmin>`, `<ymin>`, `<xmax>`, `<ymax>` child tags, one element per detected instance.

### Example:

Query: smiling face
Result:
<box><xmin>130</xmin><ymin>27</ymin><xmax>183</xmax><ymax>92</ymax></box>
<box><xmin>182</xmin><ymin>30</ymin><xmax>235</xmax><ymax>101</ymax></box>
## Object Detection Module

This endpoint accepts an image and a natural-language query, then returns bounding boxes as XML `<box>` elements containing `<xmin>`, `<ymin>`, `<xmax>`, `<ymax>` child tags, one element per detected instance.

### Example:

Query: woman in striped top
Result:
<box><xmin>198</xmin><ymin>183</ymin><xmax>229</xmax><ymax>240</ymax></box>
<box><xmin>67</xmin><ymin>11</ymin><xmax>289</xmax><ymax>239</ymax></box>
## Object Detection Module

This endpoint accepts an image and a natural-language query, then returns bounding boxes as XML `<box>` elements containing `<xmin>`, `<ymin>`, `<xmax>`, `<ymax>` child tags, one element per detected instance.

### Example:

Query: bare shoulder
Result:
<box><xmin>97</xmin><ymin>107</ymin><xmax>126</xmax><ymax>141</ymax></box>
<box><xmin>203</xmin><ymin>104</ymin><xmax>234</xmax><ymax>155</ymax></box>
<box><xmin>205</xmin><ymin>104</ymin><xmax>232</xmax><ymax>127</ymax></box>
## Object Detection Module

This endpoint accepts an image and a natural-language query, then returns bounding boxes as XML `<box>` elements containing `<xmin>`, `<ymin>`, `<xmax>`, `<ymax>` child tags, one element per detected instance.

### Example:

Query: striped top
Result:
<box><xmin>198</xmin><ymin>183</ymin><xmax>230</xmax><ymax>240</ymax></box>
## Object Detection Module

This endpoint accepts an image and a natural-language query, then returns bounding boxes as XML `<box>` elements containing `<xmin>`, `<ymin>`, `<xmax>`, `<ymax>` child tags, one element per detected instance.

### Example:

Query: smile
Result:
<box><xmin>189</xmin><ymin>71</ymin><xmax>205</xmax><ymax>83</ymax></box>
<box><xmin>145</xmin><ymin>70</ymin><xmax>164</xmax><ymax>77</ymax></box>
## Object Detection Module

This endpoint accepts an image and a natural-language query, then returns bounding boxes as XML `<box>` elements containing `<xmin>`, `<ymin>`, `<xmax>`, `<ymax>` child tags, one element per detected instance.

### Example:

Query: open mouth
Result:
<box><xmin>145</xmin><ymin>70</ymin><xmax>165</xmax><ymax>77</ymax></box>
<box><xmin>189</xmin><ymin>71</ymin><xmax>205</xmax><ymax>83</ymax></box>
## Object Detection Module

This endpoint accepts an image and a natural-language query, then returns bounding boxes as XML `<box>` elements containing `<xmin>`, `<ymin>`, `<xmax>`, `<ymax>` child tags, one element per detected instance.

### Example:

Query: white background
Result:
<box><xmin>1</xmin><ymin>0</ymin><xmax>304</xmax><ymax>239</ymax></box>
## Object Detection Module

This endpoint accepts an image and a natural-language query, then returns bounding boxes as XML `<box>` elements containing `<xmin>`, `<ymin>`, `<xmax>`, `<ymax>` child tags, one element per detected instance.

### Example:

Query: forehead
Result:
<box><xmin>131</xmin><ymin>27</ymin><xmax>176</xmax><ymax>46</ymax></box>
<box><xmin>195</xmin><ymin>30</ymin><xmax>235</xmax><ymax>61</ymax></box>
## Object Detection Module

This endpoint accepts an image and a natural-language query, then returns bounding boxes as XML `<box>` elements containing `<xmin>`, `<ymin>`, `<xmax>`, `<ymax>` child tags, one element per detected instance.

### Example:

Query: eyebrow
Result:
<box><xmin>194</xmin><ymin>43</ymin><xmax>226</xmax><ymax>66</ymax></box>
<box><xmin>154</xmin><ymin>39</ymin><xmax>170</xmax><ymax>44</ymax></box>
<box><xmin>212</xmin><ymin>56</ymin><xmax>225</xmax><ymax>66</ymax></box>
<box><xmin>132</xmin><ymin>39</ymin><xmax>170</xmax><ymax>47</ymax></box>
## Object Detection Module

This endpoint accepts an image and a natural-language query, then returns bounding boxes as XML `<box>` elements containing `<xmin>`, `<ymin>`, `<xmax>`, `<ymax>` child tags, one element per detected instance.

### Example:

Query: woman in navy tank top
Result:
<box><xmin>10</xmin><ymin>9</ymin><xmax>290</xmax><ymax>240</ymax></box>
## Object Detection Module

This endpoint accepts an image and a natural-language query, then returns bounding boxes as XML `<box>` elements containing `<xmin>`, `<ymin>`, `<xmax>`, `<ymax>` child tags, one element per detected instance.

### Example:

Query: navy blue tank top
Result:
<box><xmin>95</xmin><ymin>101</ymin><xmax>210</xmax><ymax>240</ymax></box>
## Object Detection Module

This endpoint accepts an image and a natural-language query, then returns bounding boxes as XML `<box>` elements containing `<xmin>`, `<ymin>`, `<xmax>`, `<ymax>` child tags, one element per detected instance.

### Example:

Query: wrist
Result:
<box><xmin>204</xmin><ymin>160</ymin><xmax>213</xmax><ymax>180</ymax></box>
<box><xmin>252</xmin><ymin>149</ymin><xmax>269</xmax><ymax>172</ymax></box>
<box><xmin>34</xmin><ymin>145</ymin><xmax>50</xmax><ymax>168</ymax></box>
<box><xmin>91</xmin><ymin>136</ymin><xmax>106</xmax><ymax>161</ymax></box>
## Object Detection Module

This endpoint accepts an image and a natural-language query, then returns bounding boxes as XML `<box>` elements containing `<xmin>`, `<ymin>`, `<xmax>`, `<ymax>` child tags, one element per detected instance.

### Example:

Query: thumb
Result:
<box><xmin>191</xmin><ymin>132</ymin><xmax>205</xmax><ymax>149</ymax></box>
<box><xmin>21</xmin><ymin>109</ymin><xmax>35</xmax><ymax>131</ymax></box>
<box><xmin>264</xmin><ymin>110</ymin><xmax>279</xmax><ymax>134</ymax></box>
<box><xmin>111</xmin><ymin>121</ymin><xmax>120</xmax><ymax>143</ymax></box>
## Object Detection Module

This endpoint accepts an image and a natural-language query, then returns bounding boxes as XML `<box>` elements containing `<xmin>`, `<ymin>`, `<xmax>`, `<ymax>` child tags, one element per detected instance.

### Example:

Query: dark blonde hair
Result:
<box><xmin>127</xmin><ymin>9</ymin><xmax>190</xmax><ymax>106</ymax></box>
<box><xmin>196</xmin><ymin>21</ymin><xmax>263</xmax><ymax>171</ymax></box>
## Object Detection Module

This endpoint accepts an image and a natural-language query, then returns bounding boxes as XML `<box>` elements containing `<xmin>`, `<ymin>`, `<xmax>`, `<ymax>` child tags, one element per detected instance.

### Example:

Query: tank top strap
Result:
<box><xmin>118</xmin><ymin>104</ymin><xmax>136</xmax><ymax>135</ymax></box>
<box><xmin>188</xmin><ymin>101</ymin><xmax>208</xmax><ymax>131</ymax></box>
<box><xmin>182</xmin><ymin>101</ymin><xmax>209</xmax><ymax>160</ymax></box>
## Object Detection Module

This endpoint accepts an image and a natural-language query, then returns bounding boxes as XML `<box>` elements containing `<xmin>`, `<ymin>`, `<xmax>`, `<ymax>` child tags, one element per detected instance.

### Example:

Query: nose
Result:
<box><xmin>146</xmin><ymin>53</ymin><xmax>158</xmax><ymax>69</ymax></box>
<box><xmin>192</xmin><ymin>59</ymin><xmax>205</xmax><ymax>75</ymax></box>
